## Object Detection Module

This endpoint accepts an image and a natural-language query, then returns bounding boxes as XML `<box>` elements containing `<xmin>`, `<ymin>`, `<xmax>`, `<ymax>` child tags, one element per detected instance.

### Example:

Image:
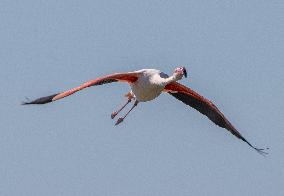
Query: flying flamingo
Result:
<box><xmin>23</xmin><ymin>67</ymin><xmax>268</xmax><ymax>155</ymax></box>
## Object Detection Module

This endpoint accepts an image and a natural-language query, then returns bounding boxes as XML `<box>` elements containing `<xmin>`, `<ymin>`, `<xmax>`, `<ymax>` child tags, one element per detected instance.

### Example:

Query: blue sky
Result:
<box><xmin>1</xmin><ymin>1</ymin><xmax>284</xmax><ymax>195</ymax></box>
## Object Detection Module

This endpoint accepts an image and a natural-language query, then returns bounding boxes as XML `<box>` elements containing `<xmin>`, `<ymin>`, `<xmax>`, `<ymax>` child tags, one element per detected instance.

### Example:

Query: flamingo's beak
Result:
<box><xmin>182</xmin><ymin>67</ymin><xmax>187</xmax><ymax>78</ymax></box>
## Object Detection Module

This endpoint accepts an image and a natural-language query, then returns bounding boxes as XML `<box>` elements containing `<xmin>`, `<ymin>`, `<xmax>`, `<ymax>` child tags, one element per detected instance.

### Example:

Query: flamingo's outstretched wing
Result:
<box><xmin>164</xmin><ymin>82</ymin><xmax>268</xmax><ymax>155</ymax></box>
<box><xmin>22</xmin><ymin>72</ymin><xmax>138</xmax><ymax>105</ymax></box>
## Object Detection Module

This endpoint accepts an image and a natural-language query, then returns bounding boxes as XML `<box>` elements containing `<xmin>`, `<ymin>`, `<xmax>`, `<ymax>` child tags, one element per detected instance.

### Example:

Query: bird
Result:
<box><xmin>23</xmin><ymin>67</ymin><xmax>268</xmax><ymax>155</ymax></box>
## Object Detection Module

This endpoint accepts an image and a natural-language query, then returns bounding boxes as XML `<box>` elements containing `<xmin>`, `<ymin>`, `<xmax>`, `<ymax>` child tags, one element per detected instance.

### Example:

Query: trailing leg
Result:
<box><xmin>111</xmin><ymin>98</ymin><xmax>132</xmax><ymax>119</ymax></box>
<box><xmin>111</xmin><ymin>91</ymin><xmax>135</xmax><ymax>119</ymax></box>
<box><xmin>115</xmin><ymin>100</ymin><xmax>139</xmax><ymax>125</ymax></box>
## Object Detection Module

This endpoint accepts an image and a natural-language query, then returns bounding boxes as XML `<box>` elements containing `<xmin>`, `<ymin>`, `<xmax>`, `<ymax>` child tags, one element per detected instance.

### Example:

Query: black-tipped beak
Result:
<box><xmin>183</xmin><ymin>67</ymin><xmax>187</xmax><ymax>78</ymax></box>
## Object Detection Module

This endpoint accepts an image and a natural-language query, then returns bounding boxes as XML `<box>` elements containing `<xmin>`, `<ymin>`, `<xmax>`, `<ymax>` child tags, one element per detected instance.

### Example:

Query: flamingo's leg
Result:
<box><xmin>115</xmin><ymin>100</ymin><xmax>139</xmax><ymax>126</ymax></box>
<box><xmin>111</xmin><ymin>92</ymin><xmax>135</xmax><ymax>119</ymax></box>
<box><xmin>111</xmin><ymin>99</ymin><xmax>132</xmax><ymax>119</ymax></box>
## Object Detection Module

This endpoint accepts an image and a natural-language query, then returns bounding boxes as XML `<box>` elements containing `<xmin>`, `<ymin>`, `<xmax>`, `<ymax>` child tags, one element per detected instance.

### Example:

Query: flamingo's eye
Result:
<box><xmin>175</xmin><ymin>68</ymin><xmax>182</xmax><ymax>73</ymax></box>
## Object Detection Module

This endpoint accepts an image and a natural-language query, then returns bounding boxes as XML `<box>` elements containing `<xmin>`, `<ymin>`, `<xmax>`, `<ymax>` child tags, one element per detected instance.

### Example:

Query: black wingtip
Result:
<box><xmin>22</xmin><ymin>93</ymin><xmax>59</xmax><ymax>105</ymax></box>
<box><xmin>236</xmin><ymin>135</ymin><xmax>269</xmax><ymax>156</ymax></box>
<box><xmin>21</xmin><ymin>97</ymin><xmax>31</xmax><ymax>105</ymax></box>
<box><xmin>253</xmin><ymin>147</ymin><xmax>269</xmax><ymax>156</ymax></box>
<box><xmin>243</xmin><ymin>139</ymin><xmax>269</xmax><ymax>156</ymax></box>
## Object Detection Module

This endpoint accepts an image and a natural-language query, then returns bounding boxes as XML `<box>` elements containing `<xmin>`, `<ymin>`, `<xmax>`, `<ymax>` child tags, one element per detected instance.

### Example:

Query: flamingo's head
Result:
<box><xmin>174</xmin><ymin>66</ymin><xmax>187</xmax><ymax>80</ymax></box>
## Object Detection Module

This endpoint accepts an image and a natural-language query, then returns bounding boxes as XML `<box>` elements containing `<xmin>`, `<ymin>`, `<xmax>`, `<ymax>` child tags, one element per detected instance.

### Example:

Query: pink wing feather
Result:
<box><xmin>23</xmin><ymin>72</ymin><xmax>138</xmax><ymax>104</ymax></box>
<box><xmin>165</xmin><ymin>82</ymin><xmax>268</xmax><ymax>155</ymax></box>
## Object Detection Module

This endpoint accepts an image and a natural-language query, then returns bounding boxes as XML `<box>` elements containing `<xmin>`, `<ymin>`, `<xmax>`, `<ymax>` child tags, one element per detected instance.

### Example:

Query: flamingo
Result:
<box><xmin>23</xmin><ymin>67</ymin><xmax>268</xmax><ymax>155</ymax></box>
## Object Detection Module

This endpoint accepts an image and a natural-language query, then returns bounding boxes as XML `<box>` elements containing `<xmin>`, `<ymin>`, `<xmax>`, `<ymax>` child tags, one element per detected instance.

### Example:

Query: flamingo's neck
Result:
<box><xmin>161</xmin><ymin>73</ymin><xmax>182</xmax><ymax>85</ymax></box>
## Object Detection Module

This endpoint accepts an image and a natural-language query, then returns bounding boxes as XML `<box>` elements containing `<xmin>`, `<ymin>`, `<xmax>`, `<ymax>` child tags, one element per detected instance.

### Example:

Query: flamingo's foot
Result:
<box><xmin>115</xmin><ymin>118</ymin><xmax>124</xmax><ymax>126</ymax></box>
<box><xmin>111</xmin><ymin>112</ymin><xmax>117</xmax><ymax>119</ymax></box>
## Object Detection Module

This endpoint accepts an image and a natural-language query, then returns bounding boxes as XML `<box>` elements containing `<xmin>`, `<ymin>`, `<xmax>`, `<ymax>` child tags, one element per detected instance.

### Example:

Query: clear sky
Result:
<box><xmin>1</xmin><ymin>1</ymin><xmax>284</xmax><ymax>196</ymax></box>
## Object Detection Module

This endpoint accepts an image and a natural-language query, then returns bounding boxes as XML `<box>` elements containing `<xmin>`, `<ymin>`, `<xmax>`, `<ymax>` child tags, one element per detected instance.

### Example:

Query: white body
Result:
<box><xmin>130</xmin><ymin>69</ymin><xmax>170</xmax><ymax>102</ymax></box>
